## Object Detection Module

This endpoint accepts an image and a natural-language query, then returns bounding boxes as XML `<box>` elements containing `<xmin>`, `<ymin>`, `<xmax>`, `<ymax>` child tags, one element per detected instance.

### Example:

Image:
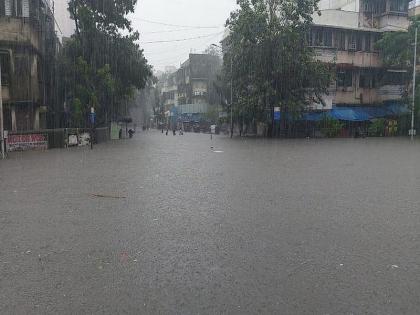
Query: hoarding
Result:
<box><xmin>7</xmin><ymin>134</ymin><xmax>48</xmax><ymax>152</ymax></box>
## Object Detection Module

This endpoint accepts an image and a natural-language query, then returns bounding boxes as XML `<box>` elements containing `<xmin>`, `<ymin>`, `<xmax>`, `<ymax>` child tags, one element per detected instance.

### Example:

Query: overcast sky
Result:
<box><xmin>54</xmin><ymin>0</ymin><xmax>237</xmax><ymax>72</ymax></box>
<box><xmin>54</xmin><ymin>0</ymin><xmax>74</xmax><ymax>39</ymax></box>
<box><xmin>130</xmin><ymin>0</ymin><xmax>238</xmax><ymax>72</ymax></box>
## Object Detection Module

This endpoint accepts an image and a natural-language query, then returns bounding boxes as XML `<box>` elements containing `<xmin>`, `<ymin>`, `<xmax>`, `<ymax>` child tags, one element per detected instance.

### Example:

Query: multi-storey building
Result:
<box><xmin>161</xmin><ymin>72</ymin><xmax>178</xmax><ymax>112</ymax></box>
<box><xmin>158</xmin><ymin>53</ymin><xmax>222</xmax><ymax>123</ymax></box>
<box><xmin>0</xmin><ymin>0</ymin><xmax>57</xmax><ymax>131</ymax></box>
<box><xmin>311</xmin><ymin>0</ymin><xmax>410</xmax><ymax>110</ymax></box>
<box><xmin>176</xmin><ymin>54</ymin><xmax>221</xmax><ymax>107</ymax></box>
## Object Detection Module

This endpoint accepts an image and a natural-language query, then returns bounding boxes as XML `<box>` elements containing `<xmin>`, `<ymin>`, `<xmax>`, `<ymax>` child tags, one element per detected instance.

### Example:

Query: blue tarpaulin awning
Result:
<box><xmin>300</xmin><ymin>103</ymin><xmax>409</xmax><ymax>122</ymax></box>
<box><xmin>384</xmin><ymin>103</ymin><xmax>411</xmax><ymax>116</ymax></box>
<box><xmin>331</xmin><ymin>107</ymin><xmax>371</xmax><ymax>121</ymax></box>
<box><xmin>301</xmin><ymin>112</ymin><xmax>328</xmax><ymax>121</ymax></box>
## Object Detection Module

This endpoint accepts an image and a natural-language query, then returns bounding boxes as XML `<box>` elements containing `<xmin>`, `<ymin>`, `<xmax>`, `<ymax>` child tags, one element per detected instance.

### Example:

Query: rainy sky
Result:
<box><xmin>130</xmin><ymin>0</ymin><xmax>238</xmax><ymax>72</ymax></box>
<box><xmin>54</xmin><ymin>0</ymin><xmax>237</xmax><ymax>72</ymax></box>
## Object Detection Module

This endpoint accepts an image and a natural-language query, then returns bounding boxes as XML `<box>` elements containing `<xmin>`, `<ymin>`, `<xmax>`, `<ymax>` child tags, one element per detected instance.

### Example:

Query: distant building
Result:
<box><xmin>158</xmin><ymin>53</ymin><xmax>222</xmax><ymax>126</ymax></box>
<box><xmin>176</xmin><ymin>54</ymin><xmax>222</xmax><ymax>115</ymax></box>
<box><xmin>0</xmin><ymin>0</ymin><xmax>58</xmax><ymax>131</ymax></box>
<box><xmin>409</xmin><ymin>0</ymin><xmax>420</xmax><ymax>16</ymax></box>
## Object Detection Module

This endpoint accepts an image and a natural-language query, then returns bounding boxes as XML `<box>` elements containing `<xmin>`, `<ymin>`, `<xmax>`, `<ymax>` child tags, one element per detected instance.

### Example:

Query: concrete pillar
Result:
<box><xmin>34</xmin><ymin>107</ymin><xmax>40</xmax><ymax>131</ymax></box>
<box><xmin>11</xmin><ymin>106</ymin><xmax>16</xmax><ymax>132</ymax></box>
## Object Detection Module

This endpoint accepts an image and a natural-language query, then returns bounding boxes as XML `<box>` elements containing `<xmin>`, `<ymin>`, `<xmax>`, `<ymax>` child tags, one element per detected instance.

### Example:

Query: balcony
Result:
<box><xmin>377</xmin><ymin>85</ymin><xmax>405</xmax><ymax>102</ymax></box>
<box><xmin>0</xmin><ymin>17</ymin><xmax>40</xmax><ymax>50</ymax></box>
<box><xmin>333</xmin><ymin>85</ymin><xmax>404</xmax><ymax>105</ymax></box>
<box><xmin>313</xmin><ymin>48</ymin><xmax>382</xmax><ymax>68</ymax></box>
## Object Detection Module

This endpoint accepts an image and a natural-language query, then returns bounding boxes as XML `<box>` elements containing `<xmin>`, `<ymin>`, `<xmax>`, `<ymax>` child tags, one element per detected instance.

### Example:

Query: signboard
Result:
<box><xmin>111</xmin><ymin>122</ymin><xmax>120</xmax><ymax>140</ymax></box>
<box><xmin>68</xmin><ymin>134</ymin><xmax>78</xmax><ymax>147</ymax></box>
<box><xmin>274</xmin><ymin>107</ymin><xmax>281</xmax><ymax>121</ymax></box>
<box><xmin>79</xmin><ymin>133</ymin><xmax>91</xmax><ymax>146</ymax></box>
<box><xmin>7</xmin><ymin>134</ymin><xmax>48</xmax><ymax>152</ymax></box>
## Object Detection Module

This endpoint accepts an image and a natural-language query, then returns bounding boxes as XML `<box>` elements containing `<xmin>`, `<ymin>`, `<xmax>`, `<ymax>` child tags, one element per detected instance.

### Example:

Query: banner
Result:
<box><xmin>7</xmin><ymin>134</ymin><xmax>48</xmax><ymax>152</ymax></box>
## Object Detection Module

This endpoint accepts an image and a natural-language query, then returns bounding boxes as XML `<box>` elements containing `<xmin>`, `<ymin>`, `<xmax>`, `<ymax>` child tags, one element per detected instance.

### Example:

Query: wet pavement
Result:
<box><xmin>1</xmin><ymin>131</ymin><xmax>420</xmax><ymax>314</ymax></box>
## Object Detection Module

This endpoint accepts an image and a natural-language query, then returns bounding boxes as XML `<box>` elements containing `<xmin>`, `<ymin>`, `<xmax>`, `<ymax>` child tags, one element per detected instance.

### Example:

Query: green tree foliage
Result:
<box><xmin>318</xmin><ymin>115</ymin><xmax>343</xmax><ymax>138</ymax></box>
<box><xmin>376</xmin><ymin>18</ymin><xmax>420</xmax><ymax>68</ymax></box>
<box><xmin>376</xmin><ymin>17</ymin><xmax>420</xmax><ymax>119</ymax></box>
<box><xmin>368</xmin><ymin>118</ymin><xmax>385</xmax><ymax>137</ymax></box>
<box><xmin>58</xmin><ymin>0</ymin><xmax>152</xmax><ymax>127</ymax></box>
<box><xmin>225</xmin><ymin>0</ymin><xmax>333</xmax><ymax>136</ymax></box>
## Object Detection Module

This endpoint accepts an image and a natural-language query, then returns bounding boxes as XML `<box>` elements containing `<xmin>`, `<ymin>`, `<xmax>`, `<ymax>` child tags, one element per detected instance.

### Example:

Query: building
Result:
<box><xmin>158</xmin><ymin>53</ymin><xmax>222</xmax><ymax>128</ymax></box>
<box><xmin>310</xmin><ymin>0</ymin><xmax>410</xmax><ymax>110</ymax></box>
<box><xmin>176</xmin><ymin>53</ymin><xmax>221</xmax><ymax>117</ymax></box>
<box><xmin>161</xmin><ymin>71</ymin><xmax>178</xmax><ymax>111</ymax></box>
<box><xmin>409</xmin><ymin>0</ymin><xmax>420</xmax><ymax>16</ymax></box>
<box><xmin>177</xmin><ymin>54</ymin><xmax>221</xmax><ymax>107</ymax></box>
<box><xmin>0</xmin><ymin>0</ymin><xmax>58</xmax><ymax>132</ymax></box>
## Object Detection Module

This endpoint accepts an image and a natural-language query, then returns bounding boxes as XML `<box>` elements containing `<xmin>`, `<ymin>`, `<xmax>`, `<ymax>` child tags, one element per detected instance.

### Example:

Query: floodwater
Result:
<box><xmin>1</xmin><ymin>132</ymin><xmax>420</xmax><ymax>313</ymax></box>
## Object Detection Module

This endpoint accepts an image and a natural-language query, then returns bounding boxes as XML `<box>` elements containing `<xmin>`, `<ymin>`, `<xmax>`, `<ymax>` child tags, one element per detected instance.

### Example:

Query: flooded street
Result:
<box><xmin>1</xmin><ymin>132</ymin><xmax>420</xmax><ymax>314</ymax></box>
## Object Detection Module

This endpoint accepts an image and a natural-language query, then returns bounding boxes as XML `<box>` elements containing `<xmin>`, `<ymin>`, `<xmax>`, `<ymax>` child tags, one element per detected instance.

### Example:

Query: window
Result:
<box><xmin>0</xmin><ymin>51</ymin><xmax>11</xmax><ymax>86</ymax></box>
<box><xmin>15</xmin><ymin>55</ymin><xmax>30</xmax><ymax>80</ymax></box>
<box><xmin>359</xmin><ymin>71</ymin><xmax>375</xmax><ymax>88</ymax></box>
<box><xmin>365</xmin><ymin>34</ymin><xmax>371</xmax><ymax>52</ymax></box>
<box><xmin>356</xmin><ymin>34</ymin><xmax>363</xmax><ymax>51</ymax></box>
<box><xmin>381</xmin><ymin>71</ymin><xmax>406</xmax><ymax>85</ymax></box>
<box><xmin>337</xmin><ymin>70</ymin><xmax>353</xmax><ymax>88</ymax></box>
<box><xmin>348</xmin><ymin>33</ymin><xmax>357</xmax><ymax>51</ymax></box>
<box><xmin>16</xmin><ymin>0</ymin><xmax>22</xmax><ymax>16</ymax></box>
<box><xmin>390</xmin><ymin>0</ymin><xmax>408</xmax><ymax>13</ymax></box>
<box><xmin>311</xmin><ymin>29</ymin><xmax>333</xmax><ymax>47</ymax></box>
<box><xmin>0</xmin><ymin>1</ymin><xmax>5</xmax><ymax>16</ymax></box>
<box><xmin>335</xmin><ymin>31</ymin><xmax>346</xmax><ymax>50</ymax></box>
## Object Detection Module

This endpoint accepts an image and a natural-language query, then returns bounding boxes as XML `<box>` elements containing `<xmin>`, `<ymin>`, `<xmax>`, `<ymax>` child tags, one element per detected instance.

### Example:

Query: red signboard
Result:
<box><xmin>7</xmin><ymin>134</ymin><xmax>48</xmax><ymax>152</ymax></box>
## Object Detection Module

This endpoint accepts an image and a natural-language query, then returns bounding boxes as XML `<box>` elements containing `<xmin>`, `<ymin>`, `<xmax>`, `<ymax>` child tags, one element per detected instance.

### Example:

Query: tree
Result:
<box><xmin>225</xmin><ymin>0</ymin><xmax>333</xmax><ymax>137</ymax></box>
<box><xmin>204</xmin><ymin>45</ymin><xmax>222</xmax><ymax>57</ymax></box>
<box><xmin>57</xmin><ymin>0</ymin><xmax>152</xmax><ymax>127</ymax></box>
<box><xmin>376</xmin><ymin>17</ymin><xmax>419</xmax><ymax>119</ymax></box>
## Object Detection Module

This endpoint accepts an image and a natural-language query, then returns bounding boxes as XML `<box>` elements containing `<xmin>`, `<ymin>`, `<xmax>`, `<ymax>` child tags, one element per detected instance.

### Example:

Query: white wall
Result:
<box><xmin>313</xmin><ymin>10</ymin><xmax>359</xmax><ymax>29</ymax></box>
<box><xmin>318</xmin><ymin>0</ymin><xmax>359</xmax><ymax>11</ymax></box>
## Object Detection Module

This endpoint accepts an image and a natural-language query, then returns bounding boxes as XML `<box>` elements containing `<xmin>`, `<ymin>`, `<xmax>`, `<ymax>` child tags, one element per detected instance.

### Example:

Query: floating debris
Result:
<box><xmin>90</xmin><ymin>193</ymin><xmax>127</xmax><ymax>199</ymax></box>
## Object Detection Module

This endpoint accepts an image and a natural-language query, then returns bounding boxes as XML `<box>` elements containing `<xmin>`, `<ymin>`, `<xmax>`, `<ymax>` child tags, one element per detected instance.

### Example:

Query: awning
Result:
<box><xmin>384</xmin><ymin>103</ymin><xmax>411</xmax><ymax>116</ymax></box>
<box><xmin>331</xmin><ymin>107</ymin><xmax>371</xmax><ymax>122</ymax></box>
<box><xmin>301</xmin><ymin>112</ymin><xmax>328</xmax><ymax>121</ymax></box>
<box><xmin>301</xmin><ymin>103</ymin><xmax>410</xmax><ymax>122</ymax></box>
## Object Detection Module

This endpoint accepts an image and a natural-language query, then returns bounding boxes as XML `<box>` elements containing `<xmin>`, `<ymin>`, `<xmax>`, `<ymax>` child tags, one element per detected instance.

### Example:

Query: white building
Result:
<box><xmin>309</xmin><ymin>0</ymin><xmax>410</xmax><ymax>109</ymax></box>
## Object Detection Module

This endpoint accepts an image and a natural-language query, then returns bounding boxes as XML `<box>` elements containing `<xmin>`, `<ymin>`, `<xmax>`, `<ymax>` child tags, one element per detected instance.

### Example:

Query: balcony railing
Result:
<box><xmin>313</xmin><ymin>48</ymin><xmax>382</xmax><ymax>68</ymax></box>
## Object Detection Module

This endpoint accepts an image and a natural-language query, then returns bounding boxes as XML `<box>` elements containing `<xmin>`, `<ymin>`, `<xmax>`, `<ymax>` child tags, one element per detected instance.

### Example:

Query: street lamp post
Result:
<box><xmin>230</xmin><ymin>55</ymin><xmax>233</xmax><ymax>138</ymax></box>
<box><xmin>212</xmin><ymin>43</ymin><xmax>233</xmax><ymax>138</ymax></box>
<box><xmin>411</xmin><ymin>26</ymin><xmax>418</xmax><ymax>141</ymax></box>
<box><xmin>0</xmin><ymin>64</ymin><xmax>5</xmax><ymax>159</ymax></box>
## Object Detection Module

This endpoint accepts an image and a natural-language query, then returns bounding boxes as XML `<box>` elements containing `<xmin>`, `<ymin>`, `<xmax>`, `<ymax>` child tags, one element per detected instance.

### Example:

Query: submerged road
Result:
<box><xmin>1</xmin><ymin>131</ymin><xmax>420</xmax><ymax>314</ymax></box>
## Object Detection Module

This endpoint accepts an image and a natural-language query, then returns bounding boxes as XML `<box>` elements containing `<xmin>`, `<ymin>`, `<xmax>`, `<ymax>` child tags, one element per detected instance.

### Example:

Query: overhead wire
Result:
<box><xmin>138</xmin><ymin>18</ymin><xmax>221</xmax><ymax>29</ymax></box>
<box><xmin>146</xmin><ymin>32</ymin><xmax>223</xmax><ymax>59</ymax></box>
<box><xmin>141</xmin><ymin>27</ymin><xmax>217</xmax><ymax>35</ymax></box>
<box><xmin>141</xmin><ymin>31</ymin><xmax>224</xmax><ymax>44</ymax></box>
<box><xmin>150</xmin><ymin>32</ymin><xmax>223</xmax><ymax>67</ymax></box>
